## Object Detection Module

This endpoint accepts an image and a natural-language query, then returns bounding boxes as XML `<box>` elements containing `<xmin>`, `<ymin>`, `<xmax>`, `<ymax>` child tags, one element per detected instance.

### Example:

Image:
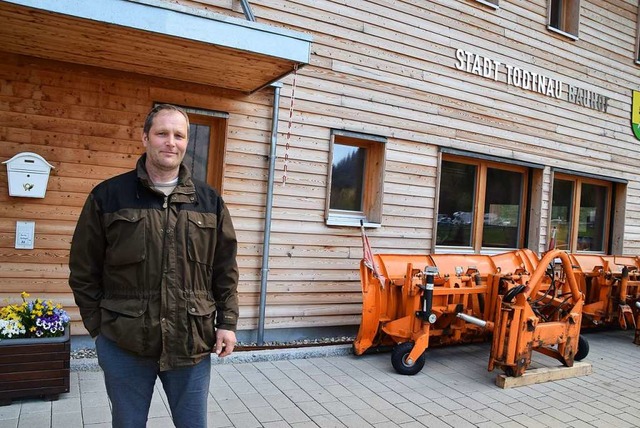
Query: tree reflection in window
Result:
<box><xmin>437</xmin><ymin>158</ymin><xmax>527</xmax><ymax>250</ymax></box>
<box><xmin>437</xmin><ymin>161</ymin><xmax>476</xmax><ymax>247</ymax></box>
<box><xmin>183</xmin><ymin>123</ymin><xmax>210</xmax><ymax>182</ymax></box>
<box><xmin>330</xmin><ymin>144</ymin><xmax>365</xmax><ymax>211</ymax></box>
<box><xmin>551</xmin><ymin>179</ymin><xmax>574</xmax><ymax>250</ymax></box>
<box><xmin>578</xmin><ymin>183</ymin><xmax>607</xmax><ymax>252</ymax></box>
<box><xmin>482</xmin><ymin>168</ymin><xmax>523</xmax><ymax>248</ymax></box>
<box><xmin>551</xmin><ymin>176</ymin><xmax>610</xmax><ymax>252</ymax></box>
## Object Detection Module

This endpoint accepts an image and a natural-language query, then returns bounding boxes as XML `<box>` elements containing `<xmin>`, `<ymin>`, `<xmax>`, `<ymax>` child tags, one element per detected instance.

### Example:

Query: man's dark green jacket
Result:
<box><xmin>69</xmin><ymin>155</ymin><xmax>239</xmax><ymax>370</ymax></box>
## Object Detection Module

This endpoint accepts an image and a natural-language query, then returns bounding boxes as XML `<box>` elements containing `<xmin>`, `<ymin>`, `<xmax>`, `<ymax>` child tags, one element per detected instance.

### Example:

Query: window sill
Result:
<box><xmin>434</xmin><ymin>246</ymin><xmax>520</xmax><ymax>255</ymax></box>
<box><xmin>434</xmin><ymin>246</ymin><xmax>475</xmax><ymax>254</ymax></box>
<box><xmin>474</xmin><ymin>0</ymin><xmax>499</xmax><ymax>10</ymax></box>
<box><xmin>546</xmin><ymin>25</ymin><xmax>579</xmax><ymax>41</ymax></box>
<box><xmin>326</xmin><ymin>216</ymin><xmax>381</xmax><ymax>228</ymax></box>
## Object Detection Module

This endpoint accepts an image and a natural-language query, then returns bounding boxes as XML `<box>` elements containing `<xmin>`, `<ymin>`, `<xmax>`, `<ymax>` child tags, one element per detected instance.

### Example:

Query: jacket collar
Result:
<box><xmin>136</xmin><ymin>154</ymin><xmax>197</xmax><ymax>201</ymax></box>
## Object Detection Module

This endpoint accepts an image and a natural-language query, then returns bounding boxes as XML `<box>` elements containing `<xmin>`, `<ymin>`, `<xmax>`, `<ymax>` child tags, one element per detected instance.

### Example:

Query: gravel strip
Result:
<box><xmin>71</xmin><ymin>336</ymin><xmax>355</xmax><ymax>360</ymax></box>
<box><xmin>71</xmin><ymin>349</ymin><xmax>97</xmax><ymax>359</ymax></box>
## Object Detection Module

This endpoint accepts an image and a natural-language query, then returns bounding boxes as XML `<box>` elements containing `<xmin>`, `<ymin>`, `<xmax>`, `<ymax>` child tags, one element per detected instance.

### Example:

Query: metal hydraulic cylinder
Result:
<box><xmin>417</xmin><ymin>266</ymin><xmax>438</xmax><ymax>323</ymax></box>
<box><xmin>456</xmin><ymin>312</ymin><xmax>494</xmax><ymax>331</ymax></box>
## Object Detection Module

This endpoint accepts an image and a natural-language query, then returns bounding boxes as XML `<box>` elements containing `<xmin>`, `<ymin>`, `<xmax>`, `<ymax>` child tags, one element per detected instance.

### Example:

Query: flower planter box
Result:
<box><xmin>0</xmin><ymin>329</ymin><xmax>70</xmax><ymax>406</ymax></box>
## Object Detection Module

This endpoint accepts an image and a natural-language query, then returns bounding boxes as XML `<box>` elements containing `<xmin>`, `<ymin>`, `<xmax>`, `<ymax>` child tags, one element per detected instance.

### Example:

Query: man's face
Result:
<box><xmin>142</xmin><ymin>110</ymin><xmax>189</xmax><ymax>175</ymax></box>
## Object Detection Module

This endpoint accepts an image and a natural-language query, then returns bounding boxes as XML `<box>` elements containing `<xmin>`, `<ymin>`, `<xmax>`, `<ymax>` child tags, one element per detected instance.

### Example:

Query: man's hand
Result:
<box><xmin>215</xmin><ymin>329</ymin><xmax>236</xmax><ymax>358</ymax></box>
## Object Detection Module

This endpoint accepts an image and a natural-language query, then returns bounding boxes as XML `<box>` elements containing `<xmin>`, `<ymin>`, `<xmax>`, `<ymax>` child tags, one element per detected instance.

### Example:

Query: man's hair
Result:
<box><xmin>143</xmin><ymin>104</ymin><xmax>190</xmax><ymax>137</ymax></box>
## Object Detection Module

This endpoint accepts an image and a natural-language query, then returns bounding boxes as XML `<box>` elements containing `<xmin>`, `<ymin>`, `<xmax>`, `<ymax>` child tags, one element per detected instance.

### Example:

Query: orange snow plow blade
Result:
<box><xmin>353</xmin><ymin>254</ymin><xmax>433</xmax><ymax>356</ymax></box>
<box><xmin>354</xmin><ymin>248</ymin><xmax>640</xmax><ymax>377</ymax></box>
<box><xmin>568</xmin><ymin>254</ymin><xmax>640</xmax><ymax>345</ymax></box>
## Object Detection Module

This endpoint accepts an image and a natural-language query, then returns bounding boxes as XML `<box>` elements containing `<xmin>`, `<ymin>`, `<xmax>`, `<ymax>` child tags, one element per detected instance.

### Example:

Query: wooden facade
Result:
<box><xmin>1</xmin><ymin>0</ymin><xmax>639</xmax><ymax>339</ymax></box>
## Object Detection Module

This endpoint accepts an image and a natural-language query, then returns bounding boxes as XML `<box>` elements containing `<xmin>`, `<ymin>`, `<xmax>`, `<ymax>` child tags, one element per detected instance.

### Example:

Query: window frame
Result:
<box><xmin>435</xmin><ymin>155</ymin><xmax>529</xmax><ymax>253</ymax></box>
<box><xmin>636</xmin><ymin>5</ymin><xmax>640</xmax><ymax>65</ymax></box>
<box><xmin>325</xmin><ymin>130</ymin><xmax>386</xmax><ymax>227</ymax></box>
<box><xmin>187</xmin><ymin>113</ymin><xmax>228</xmax><ymax>193</ymax></box>
<box><xmin>547</xmin><ymin>0</ymin><xmax>581</xmax><ymax>41</ymax></box>
<box><xmin>550</xmin><ymin>173</ymin><xmax>612</xmax><ymax>254</ymax></box>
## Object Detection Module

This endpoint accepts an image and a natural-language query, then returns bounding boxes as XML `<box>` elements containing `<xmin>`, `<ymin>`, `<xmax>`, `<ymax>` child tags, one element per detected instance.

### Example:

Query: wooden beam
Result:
<box><xmin>496</xmin><ymin>362</ymin><xmax>593</xmax><ymax>389</ymax></box>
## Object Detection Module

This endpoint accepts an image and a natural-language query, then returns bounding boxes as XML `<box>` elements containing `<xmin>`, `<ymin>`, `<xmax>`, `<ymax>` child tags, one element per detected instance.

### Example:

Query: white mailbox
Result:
<box><xmin>2</xmin><ymin>152</ymin><xmax>55</xmax><ymax>198</ymax></box>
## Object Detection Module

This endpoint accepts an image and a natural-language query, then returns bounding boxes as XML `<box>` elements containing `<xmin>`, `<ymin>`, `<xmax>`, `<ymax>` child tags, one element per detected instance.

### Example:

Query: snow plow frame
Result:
<box><xmin>354</xmin><ymin>248</ymin><xmax>640</xmax><ymax>376</ymax></box>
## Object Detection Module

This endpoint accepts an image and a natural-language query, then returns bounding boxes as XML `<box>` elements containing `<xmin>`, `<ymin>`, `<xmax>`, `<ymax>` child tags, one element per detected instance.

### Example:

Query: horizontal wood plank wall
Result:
<box><xmin>190</xmin><ymin>0</ymin><xmax>640</xmax><ymax>251</ymax></box>
<box><xmin>188</xmin><ymin>0</ymin><xmax>640</xmax><ymax>329</ymax></box>
<box><xmin>2</xmin><ymin>0</ymin><xmax>640</xmax><ymax>336</ymax></box>
<box><xmin>254</xmin><ymin>0</ymin><xmax>639</xmax><ymax>254</ymax></box>
<box><xmin>0</xmin><ymin>52</ymin><xmax>281</xmax><ymax>334</ymax></box>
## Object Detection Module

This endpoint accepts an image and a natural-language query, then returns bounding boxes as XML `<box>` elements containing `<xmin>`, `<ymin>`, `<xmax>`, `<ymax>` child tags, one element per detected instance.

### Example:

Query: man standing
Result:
<box><xmin>69</xmin><ymin>104</ymin><xmax>239</xmax><ymax>428</ymax></box>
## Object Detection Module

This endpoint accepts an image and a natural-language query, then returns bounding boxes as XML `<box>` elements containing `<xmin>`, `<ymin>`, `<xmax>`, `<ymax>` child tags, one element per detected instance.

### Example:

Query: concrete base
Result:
<box><xmin>496</xmin><ymin>361</ymin><xmax>593</xmax><ymax>388</ymax></box>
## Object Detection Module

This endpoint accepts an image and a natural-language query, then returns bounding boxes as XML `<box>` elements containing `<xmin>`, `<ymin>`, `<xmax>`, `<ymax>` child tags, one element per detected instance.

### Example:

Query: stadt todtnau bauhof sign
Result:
<box><xmin>454</xmin><ymin>49</ymin><xmax>610</xmax><ymax>113</ymax></box>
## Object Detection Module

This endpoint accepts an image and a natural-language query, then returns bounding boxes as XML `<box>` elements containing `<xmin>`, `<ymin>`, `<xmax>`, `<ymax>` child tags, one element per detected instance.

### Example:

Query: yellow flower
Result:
<box><xmin>21</xmin><ymin>291</ymin><xmax>30</xmax><ymax>299</ymax></box>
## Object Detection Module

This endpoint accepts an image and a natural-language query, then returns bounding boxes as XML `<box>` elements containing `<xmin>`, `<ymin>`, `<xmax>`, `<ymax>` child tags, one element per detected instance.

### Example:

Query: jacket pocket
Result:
<box><xmin>100</xmin><ymin>299</ymin><xmax>148</xmax><ymax>355</ymax></box>
<box><xmin>186</xmin><ymin>211</ymin><xmax>217</xmax><ymax>266</ymax></box>
<box><xmin>104</xmin><ymin>211</ymin><xmax>146</xmax><ymax>266</ymax></box>
<box><xmin>103</xmin><ymin>211</ymin><xmax>146</xmax><ymax>291</ymax></box>
<box><xmin>187</xmin><ymin>296</ymin><xmax>217</xmax><ymax>355</ymax></box>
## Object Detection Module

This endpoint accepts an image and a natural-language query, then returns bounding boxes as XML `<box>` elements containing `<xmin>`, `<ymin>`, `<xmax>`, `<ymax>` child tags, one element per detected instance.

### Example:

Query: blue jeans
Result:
<box><xmin>96</xmin><ymin>335</ymin><xmax>211</xmax><ymax>428</ymax></box>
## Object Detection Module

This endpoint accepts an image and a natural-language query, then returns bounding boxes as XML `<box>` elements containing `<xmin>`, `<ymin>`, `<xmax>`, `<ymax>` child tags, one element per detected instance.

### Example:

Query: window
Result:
<box><xmin>482</xmin><ymin>168</ymin><xmax>523</xmax><ymax>248</ymax></box>
<box><xmin>437</xmin><ymin>161</ymin><xmax>476</xmax><ymax>247</ymax></box>
<box><xmin>326</xmin><ymin>130</ymin><xmax>385</xmax><ymax>227</ymax></box>
<box><xmin>436</xmin><ymin>156</ymin><xmax>528</xmax><ymax>252</ymax></box>
<box><xmin>474</xmin><ymin>0</ymin><xmax>499</xmax><ymax>9</ymax></box>
<box><xmin>184</xmin><ymin>119</ymin><xmax>211</xmax><ymax>182</ymax></box>
<box><xmin>548</xmin><ymin>0</ymin><xmax>581</xmax><ymax>40</ymax></box>
<box><xmin>550</xmin><ymin>179</ymin><xmax>574</xmax><ymax>250</ymax></box>
<box><xmin>550</xmin><ymin>175</ymin><xmax>611</xmax><ymax>252</ymax></box>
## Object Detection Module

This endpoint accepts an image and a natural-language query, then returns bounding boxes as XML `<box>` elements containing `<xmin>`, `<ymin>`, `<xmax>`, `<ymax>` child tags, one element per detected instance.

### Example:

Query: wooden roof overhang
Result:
<box><xmin>0</xmin><ymin>0</ymin><xmax>312</xmax><ymax>93</ymax></box>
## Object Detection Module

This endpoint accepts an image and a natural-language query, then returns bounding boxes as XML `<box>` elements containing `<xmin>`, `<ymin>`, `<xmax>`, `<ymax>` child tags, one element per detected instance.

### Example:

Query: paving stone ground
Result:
<box><xmin>2</xmin><ymin>328</ymin><xmax>639</xmax><ymax>427</ymax></box>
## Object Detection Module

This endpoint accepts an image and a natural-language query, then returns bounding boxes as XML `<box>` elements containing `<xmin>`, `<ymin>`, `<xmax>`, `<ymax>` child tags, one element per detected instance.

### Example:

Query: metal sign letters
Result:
<box><xmin>454</xmin><ymin>49</ymin><xmax>610</xmax><ymax>113</ymax></box>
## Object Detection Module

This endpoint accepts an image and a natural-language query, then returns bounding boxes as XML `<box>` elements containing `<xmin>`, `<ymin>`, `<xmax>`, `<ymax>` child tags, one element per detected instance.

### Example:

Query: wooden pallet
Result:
<box><xmin>496</xmin><ymin>361</ymin><xmax>592</xmax><ymax>389</ymax></box>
